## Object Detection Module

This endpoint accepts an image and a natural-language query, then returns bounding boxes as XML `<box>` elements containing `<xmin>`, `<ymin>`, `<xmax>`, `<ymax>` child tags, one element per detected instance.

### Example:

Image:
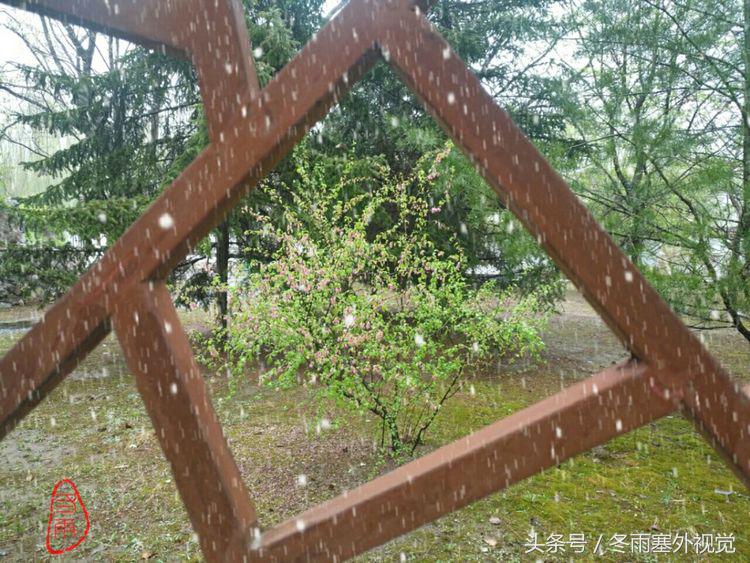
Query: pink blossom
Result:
<box><xmin>430</xmin><ymin>206</ymin><xmax>441</xmax><ymax>214</ymax></box>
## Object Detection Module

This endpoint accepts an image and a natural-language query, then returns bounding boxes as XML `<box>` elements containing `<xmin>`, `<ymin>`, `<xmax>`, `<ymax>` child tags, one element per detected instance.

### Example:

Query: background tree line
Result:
<box><xmin>0</xmin><ymin>0</ymin><xmax>747</xmax><ymax>344</ymax></box>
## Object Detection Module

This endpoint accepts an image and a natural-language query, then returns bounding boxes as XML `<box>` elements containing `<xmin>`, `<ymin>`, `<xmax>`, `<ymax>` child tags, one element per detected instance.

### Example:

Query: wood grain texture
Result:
<box><xmin>112</xmin><ymin>282</ymin><xmax>256</xmax><ymax>562</ymax></box>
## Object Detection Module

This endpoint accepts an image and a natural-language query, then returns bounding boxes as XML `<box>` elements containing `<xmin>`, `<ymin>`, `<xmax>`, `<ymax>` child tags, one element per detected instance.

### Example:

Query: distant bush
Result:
<box><xmin>226</xmin><ymin>154</ymin><xmax>549</xmax><ymax>454</ymax></box>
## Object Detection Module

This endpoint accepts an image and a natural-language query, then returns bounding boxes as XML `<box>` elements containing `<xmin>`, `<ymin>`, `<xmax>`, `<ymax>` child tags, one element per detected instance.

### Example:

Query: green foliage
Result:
<box><xmin>1</xmin><ymin>33</ymin><xmax>198</xmax><ymax>300</ymax></box>
<box><xmin>557</xmin><ymin>0</ymin><xmax>750</xmax><ymax>340</ymax></box>
<box><xmin>316</xmin><ymin>0</ymin><xmax>568</xmax><ymax>288</ymax></box>
<box><xmin>1</xmin><ymin>0</ymin><xmax>567</xmax><ymax>314</ymax></box>
<box><xmin>225</xmin><ymin>148</ymin><xmax>549</xmax><ymax>453</ymax></box>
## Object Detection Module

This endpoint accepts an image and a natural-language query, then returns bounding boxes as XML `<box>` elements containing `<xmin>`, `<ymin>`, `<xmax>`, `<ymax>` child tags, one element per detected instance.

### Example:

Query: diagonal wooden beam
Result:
<box><xmin>378</xmin><ymin>3</ymin><xmax>750</xmax><ymax>488</ymax></box>
<box><xmin>111</xmin><ymin>282</ymin><xmax>257</xmax><ymax>562</ymax></box>
<box><xmin>0</xmin><ymin>0</ymin><xmax>390</xmax><ymax>439</ymax></box>
<box><xmin>256</xmin><ymin>361</ymin><xmax>675</xmax><ymax>561</ymax></box>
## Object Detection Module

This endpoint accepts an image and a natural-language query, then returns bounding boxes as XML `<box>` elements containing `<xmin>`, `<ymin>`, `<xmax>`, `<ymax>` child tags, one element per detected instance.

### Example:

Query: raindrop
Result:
<box><xmin>296</xmin><ymin>519</ymin><xmax>306</xmax><ymax>532</ymax></box>
<box><xmin>97</xmin><ymin>212</ymin><xmax>107</xmax><ymax>223</ymax></box>
<box><xmin>469</xmin><ymin>384</ymin><xmax>476</xmax><ymax>397</ymax></box>
<box><xmin>390</xmin><ymin>116</ymin><xmax>399</xmax><ymax>127</ymax></box>
<box><xmin>253</xmin><ymin>46</ymin><xmax>263</xmax><ymax>58</ymax></box>
<box><xmin>459</xmin><ymin>222</ymin><xmax>468</xmax><ymax>235</ymax></box>
<box><xmin>447</xmin><ymin>92</ymin><xmax>456</xmax><ymax>105</ymax></box>
<box><xmin>442</xmin><ymin>47</ymin><xmax>450</xmax><ymax>60</ymax></box>
<box><xmin>164</xmin><ymin>321</ymin><xmax>173</xmax><ymax>334</ymax></box>
<box><xmin>624</xmin><ymin>270</ymin><xmax>633</xmax><ymax>283</ymax></box>
<box><xmin>615</xmin><ymin>419</ymin><xmax>622</xmax><ymax>432</ymax></box>
<box><xmin>296</xmin><ymin>474</ymin><xmax>308</xmax><ymax>487</ymax></box>
<box><xmin>414</xmin><ymin>333</ymin><xmax>425</xmax><ymax>346</ymax></box>
<box><xmin>170</xmin><ymin>383</ymin><xmax>178</xmax><ymax>395</ymax></box>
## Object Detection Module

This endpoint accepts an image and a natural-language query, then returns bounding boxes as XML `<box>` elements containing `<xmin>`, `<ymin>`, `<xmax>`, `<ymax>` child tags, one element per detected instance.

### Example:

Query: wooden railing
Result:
<box><xmin>0</xmin><ymin>1</ymin><xmax>747</xmax><ymax>560</ymax></box>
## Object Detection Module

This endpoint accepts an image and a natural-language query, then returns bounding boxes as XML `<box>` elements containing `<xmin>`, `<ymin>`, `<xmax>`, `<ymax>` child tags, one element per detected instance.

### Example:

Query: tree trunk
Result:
<box><xmin>742</xmin><ymin>0</ymin><xmax>750</xmax><ymax>262</ymax></box>
<box><xmin>216</xmin><ymin>220</ymin><xmax>230</xmax><ymax>341</ymax></box>
<box><xmin>736</xmin><ymin>0</ymin><xmax>750</xmax><ymax>344</ymax></box>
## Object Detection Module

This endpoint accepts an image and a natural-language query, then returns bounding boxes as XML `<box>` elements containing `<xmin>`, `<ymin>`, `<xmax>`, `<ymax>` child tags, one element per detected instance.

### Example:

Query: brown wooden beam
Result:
<box><xmin>0</xmin><ymin>0</ymin><xmax>260</xmax><ymax>140</ymax></box>
<box><xmin>379</xmin><ymin>3</ymin><xmax>750</xmax><ymax>488</ymax></box>
<box><xmin>0</xmin><ymin>0</ymin><xmax>191</xmax><ymax>54</ymax></box>
<box><xmin>256</xmin><ymin>361</ymin><xmax>675</xmax><ymax>561</ymax></box>
<box><xmin>111</xmin><ymin>281</ymin><xmax>256</xmax><ymax>562</ymax></box>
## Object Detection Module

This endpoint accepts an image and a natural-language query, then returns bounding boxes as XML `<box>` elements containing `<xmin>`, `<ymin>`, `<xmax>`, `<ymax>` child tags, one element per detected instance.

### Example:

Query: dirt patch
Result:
<box><xmin>0</xmin><ymin>427</ymin><xmax>76</xmax><ymax>473</ymax></box>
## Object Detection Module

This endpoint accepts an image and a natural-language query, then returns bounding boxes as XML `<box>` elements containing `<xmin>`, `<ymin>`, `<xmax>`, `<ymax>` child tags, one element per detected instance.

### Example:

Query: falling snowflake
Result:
<box><xmin>158</xmin><ymin>212</ymin><xmax>174</xmax><ymax>230</ymax></box>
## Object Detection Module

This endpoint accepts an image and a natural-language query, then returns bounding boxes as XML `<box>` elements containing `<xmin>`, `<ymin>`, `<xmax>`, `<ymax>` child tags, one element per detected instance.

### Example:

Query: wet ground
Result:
<box><xmin>0</xmin><ymin>290</ymin><xmax>748</xmax><ymax>561</ymax></box>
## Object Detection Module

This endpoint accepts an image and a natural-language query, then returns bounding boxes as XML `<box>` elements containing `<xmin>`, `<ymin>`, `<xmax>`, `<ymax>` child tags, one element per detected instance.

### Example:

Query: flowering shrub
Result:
<box><xmin>227</xmin><ymin>153</ymin><xmax>548</xmax><ymax>453</ymax></box>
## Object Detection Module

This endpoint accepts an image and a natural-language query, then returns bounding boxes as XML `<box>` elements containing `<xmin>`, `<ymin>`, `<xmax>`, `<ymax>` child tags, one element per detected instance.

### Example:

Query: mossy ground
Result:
<box><xmin>0</xmin><ymin>290</ymin><xmax>748</xmax><ymax>561</ymax></box>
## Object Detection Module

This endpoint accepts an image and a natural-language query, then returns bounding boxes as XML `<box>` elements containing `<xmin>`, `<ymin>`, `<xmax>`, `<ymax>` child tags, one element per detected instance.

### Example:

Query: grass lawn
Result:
<box><xmin>1</xmin><ymin>290</ymin><xmax>748</xmax><ymax>561</ymax></box>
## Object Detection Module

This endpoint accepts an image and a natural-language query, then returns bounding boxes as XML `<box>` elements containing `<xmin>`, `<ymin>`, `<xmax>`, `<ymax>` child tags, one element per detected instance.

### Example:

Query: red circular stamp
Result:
<box><xmin>45</xmin><ymin>479</ymin><xmax>90</xmax><ymax>555</ymax></box>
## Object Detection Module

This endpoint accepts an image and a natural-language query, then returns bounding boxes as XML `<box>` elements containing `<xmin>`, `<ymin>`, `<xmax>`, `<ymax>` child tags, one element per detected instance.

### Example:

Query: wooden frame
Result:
<box><xmin>0</xmin><ymin>0</ymin><xmax>747</xmax><ymax>560</ymax></box>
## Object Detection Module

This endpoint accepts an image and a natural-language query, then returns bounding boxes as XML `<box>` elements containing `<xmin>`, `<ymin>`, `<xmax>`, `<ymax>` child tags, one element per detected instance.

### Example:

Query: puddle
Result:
<box><xmin>0</xmin><ymin>319</ymin><xmax>35</xmax><ymax>335</ymax></box>
<box><xmin>70</xmin><ymin>363</ymin><xmax>128</xmax><ymax>381</ymax></box>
